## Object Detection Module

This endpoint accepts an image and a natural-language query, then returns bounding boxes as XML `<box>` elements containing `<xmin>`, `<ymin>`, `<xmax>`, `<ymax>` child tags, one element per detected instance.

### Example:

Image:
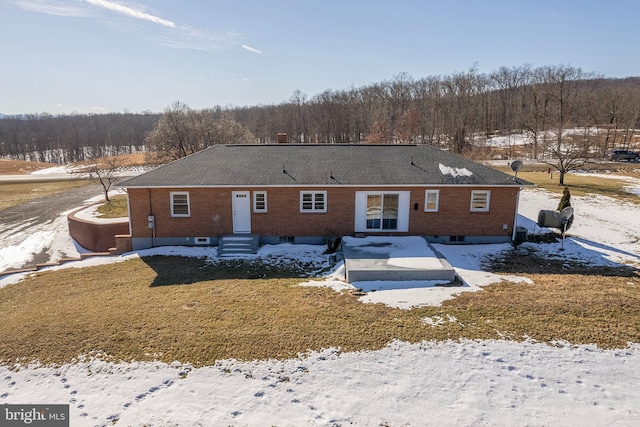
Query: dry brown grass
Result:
<box><xmin>0</xmin><ymin>159</ymin><xmax>57</xmax><ymax>175</ymax></box>
<box><xmin>1</xmin><ymin>255</ymin><xmax>638</xmax><ymax>368</ymax></box>
<box><xmin>115</xmin><ymin>152</ymin><xmax>147</xmax><ymax>167</ymax></box>
<box><xmin>0</xmin><ymin>257</ymin><xmax>430</xmax><ymax>366</ymax></box>
<box><xmin>0</xmin><ymin>180</ymin><xmax>91</xmax><ymax>211</ymax></box>
<box><xmin>95</xmin><ymin>194</ymin><xmax>128</xmax><ymax>218</ymax></box>
<box><xmin>72</xmin><ymin>153</ymin><xmax>149</xmax><ymax>172</ymax></box>
<box><xmin>436</xmin><ymin>273</ymin><xmax>640</xmax><ymax>347</ymax></box>
<box><xmin>492</xmin><ymin>165</ymin><xmax>640</xmax><ymax>204</ymax></box>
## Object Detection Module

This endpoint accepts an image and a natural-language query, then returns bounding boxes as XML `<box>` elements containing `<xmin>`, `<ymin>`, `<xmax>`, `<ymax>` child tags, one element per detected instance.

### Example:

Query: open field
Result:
<box><xmin>492</xmin><ymin>163</ymin><xmax>640</xmax><ymax>203</ymax></box>
<box><xmin>0</xmin><ymin>159</ymin><xmax>56</xmax><ymax>174</ymax></box>
<box><xmin>1</xmin><ymin>255</ymin><xmax>638</xmax><ymax>367</ymax></box>
<box><xmin>0</xmin><ymin>155</ymin><xmax>143</xmax><ymax>212</ymax></box>
<box><xmin>0</xmin><ymin>154</ymin><xmax>148</xmax><ymax>176</ymax></box>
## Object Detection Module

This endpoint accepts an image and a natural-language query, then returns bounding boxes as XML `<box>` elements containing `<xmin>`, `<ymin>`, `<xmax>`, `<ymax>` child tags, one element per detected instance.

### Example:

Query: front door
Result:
<box><xmin>232</xmin><ymin>191</ymin><xmax>251</xmax><ymax>233</ymax></box>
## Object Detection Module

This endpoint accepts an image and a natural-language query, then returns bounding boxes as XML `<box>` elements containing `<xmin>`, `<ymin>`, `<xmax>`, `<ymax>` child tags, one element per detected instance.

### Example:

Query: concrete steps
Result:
<box><xmin>217</xmin><ymin>234</ymin><xmax>260</xmax><ymax>257</ymax></box>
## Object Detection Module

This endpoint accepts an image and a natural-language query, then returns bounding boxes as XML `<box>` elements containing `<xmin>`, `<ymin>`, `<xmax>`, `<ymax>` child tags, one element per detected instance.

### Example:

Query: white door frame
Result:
<box><xmin>232</xmin><ymin>191</ymin><xmax>252</xmax><ymax>233</ymax></box>
<box><xmin>354</xmin><ymin>191</ymin><xmax>410</xmax><ymax>232</ymax></box>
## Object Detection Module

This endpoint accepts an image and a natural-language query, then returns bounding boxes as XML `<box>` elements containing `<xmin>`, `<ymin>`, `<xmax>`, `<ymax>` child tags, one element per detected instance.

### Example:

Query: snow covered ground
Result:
<box><xmin>483</xmin><ymin>127</ymin><xmax>602</xmax><ymax>148</ymax></box>
<box><xmin>3</xmin><ymin>340</ymin><xmax>639</xmax><ymax>426</ymax></box>
<box><xmin>1</xmin><ymin>168</ymin><xmax>639</xmax><ymax>426</ymax></box>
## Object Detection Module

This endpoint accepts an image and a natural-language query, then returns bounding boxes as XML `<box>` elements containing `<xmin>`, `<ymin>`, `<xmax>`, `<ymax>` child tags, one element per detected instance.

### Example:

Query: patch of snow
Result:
<box><xmin>358</xmin><ymin>281</ymin><xmax>457</xmax><ymax>309</ymax></box>
<box><xmin>72</xmin><ymin>205</ymin><xmax>127</xmax><ymax>223</ymax></box>
<box><xmin>423</xmin><ymin>314</ymin><xmax>458</xmax><ymax>326</ymax></box>
<box><xmin>517</xmin><ymin>187</ymin><xmax>640</xmax><ymax>264</ymax></box>
<box><xmin>485</xmin><ymin>133</ymin><xmax>534</xmax><ymax>147</ymax></box>
<box><xmin>29</xmin><ymin>165</ymin><xmax>75</xmax><ymax>175</ymax></box>
<box><xmin>483</xmin><ymin>128</ymin><xmax>602</xmax><ymax>149</ymax></box>
<box><xmin>439</xmin><ymin>163</ymin><xmax>473</xmax><ymax>177</ymax></box>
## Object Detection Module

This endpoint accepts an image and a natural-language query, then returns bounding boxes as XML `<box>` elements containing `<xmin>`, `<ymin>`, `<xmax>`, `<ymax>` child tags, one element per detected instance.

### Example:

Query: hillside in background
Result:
<box><xmin>1</xmin><ymin>65</ymin><xmax>640</xmax><ymax>164</ymax></box>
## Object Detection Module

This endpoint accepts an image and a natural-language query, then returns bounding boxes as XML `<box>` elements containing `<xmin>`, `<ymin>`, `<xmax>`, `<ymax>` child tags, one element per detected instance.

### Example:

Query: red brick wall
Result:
<box><xmin>67</xmin><ymin>210</ymin><xmax>130</xmax><ymax>252</ymax></box>
<box><xmin>127</xmin><ymin>186</ymin><xmax>519</xmax><ymax>239</ymax></box>
<box><xmin>115</xmin><ymin>235</ymin><xmax>133</xmax><ymax>254</ymax></box>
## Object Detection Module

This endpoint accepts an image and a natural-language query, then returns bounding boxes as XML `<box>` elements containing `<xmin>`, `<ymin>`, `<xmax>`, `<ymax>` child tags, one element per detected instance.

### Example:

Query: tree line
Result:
<box><xmin>0</xmin><ymin>112</ymin><xmax>159</xmax><ymax>163</ymax></box>
<box><xmin>1</xmin><ymin>64</ymin><xmax>640</xmax><ymax>165</ymax></box>
<box><xmin>233</xmin><ymin>65</ymin><xmax>640</xmax><ymax>158</ymax></box>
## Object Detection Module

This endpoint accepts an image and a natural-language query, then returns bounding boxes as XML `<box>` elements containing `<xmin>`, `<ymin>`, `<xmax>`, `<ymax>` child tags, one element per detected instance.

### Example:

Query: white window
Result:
<box><xmin>470</xmin><ymin>190</ymin><xmax>490</xmax><ymax>212</ymax></box>
<box><xmin>170</xmin><ymin>191</ymin><xmax>190</xmax><ymax>217</ymax></box>
<box><xmin>424</xmin><ymin>190</ymin><xmax>440</xmax><ymax>212</ymax></box>
<box><xmin>253</xmin><ymin>191</ymin><xmax>267</xmax><ymax>212</ymax></box>
<box><xmin>300</xmin><ymin>191</ymin><xmax>327</xmax><ymax>212</ymax></box>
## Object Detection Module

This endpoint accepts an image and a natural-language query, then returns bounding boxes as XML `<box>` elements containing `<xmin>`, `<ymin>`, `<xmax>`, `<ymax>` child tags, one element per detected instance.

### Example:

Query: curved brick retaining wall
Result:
<box><xmin>67</xmin><ymin>208</ymin><xmax>129</xmax><ymax>252</ymax></box>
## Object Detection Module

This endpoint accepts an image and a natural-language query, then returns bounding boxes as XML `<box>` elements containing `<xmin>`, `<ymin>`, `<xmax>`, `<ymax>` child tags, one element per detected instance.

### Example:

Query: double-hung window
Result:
<box><xmin>170</xmin><ymin>191</ymin><xmax>190</xmax><ymax>217</ymax></box>
<box><xmin>424</xmin><ymin>190</ymin><xmax>440</xmax><ymax>212</ymax></box>
<box><xmin>300</xmin><ymin>191</ymin><xmax>327</xmax><ymax>212</ymax></box>
<box><xmin>470</xmin><ymin>190</ymin><xmax>491</xmax><ymax>212</ymax></box>
<box><xmin>253</xmin><ymin>191</ymin><xmax>267</xmax><ymax>212</ymax></box>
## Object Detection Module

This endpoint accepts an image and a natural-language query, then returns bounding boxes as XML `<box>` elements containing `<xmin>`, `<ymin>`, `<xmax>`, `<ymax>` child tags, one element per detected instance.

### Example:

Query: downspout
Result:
<box><xmin>148</xmin><ymin>188</ymin><xmax>155</xmax><ymax>247</ymax></box>
<box><xmin>511</xmin><ymin>187</ymin><xmax>522</xmax><ymax>241</ymax></box>
<box><xmin>125</xmin><ymin>189</ymin><xmax>132</xmax><ymax>236</ymax></box>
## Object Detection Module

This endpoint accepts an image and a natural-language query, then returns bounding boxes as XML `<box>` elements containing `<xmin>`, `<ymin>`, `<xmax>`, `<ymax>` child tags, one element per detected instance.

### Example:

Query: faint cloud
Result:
<box><xmin>83</xmin><ymin>0</ymin><xmax>175</xmax><ymax>28</ymax></box>
<box><xmin>90</xmin><ymin>106</ymin><xmax>107</xmax><ymax>112</ymax></box>
<box><xmin>11</xmin><ymin>0</ymin><xmax>244</xmax><ymax>52</ymax></box>
<box><xmin>11</xmin><ymin>0</ymin><xmax>90</xmax><ymax>17</ymax></box>
<box><xmin>548</xmin><ymin>10</ymin><xmax>558</xmax><ymax>19</ymax></box>
<box><xmin>153</xmin><ymin>25</ymin><xmax>242</xmax><ymax>51</ymax></box>
<box><xmin>242</xmin><ymin>44</ymin><xmax>262</xmax><ymax>54</ymax></box>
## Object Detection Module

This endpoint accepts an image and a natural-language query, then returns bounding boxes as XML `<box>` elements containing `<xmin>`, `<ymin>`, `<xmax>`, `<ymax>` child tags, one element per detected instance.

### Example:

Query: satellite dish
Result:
<box><xmin>559</xmin><ymin>206</ymin><xmax>574</xmax><ymax>223</ymax></box>
<box><xmin>510</xmin><ymin>160</ymin><xmax>523</xmax><ymax>172</ymax></box>
<box><xmin>510</xmin><ymin>160</ymin><xmax>523</xmax><ymax>181</ymax></box>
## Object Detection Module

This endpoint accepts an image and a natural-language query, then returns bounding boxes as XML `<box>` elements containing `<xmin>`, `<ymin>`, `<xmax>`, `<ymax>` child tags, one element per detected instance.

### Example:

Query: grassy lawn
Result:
<box><xmin>1</xmin><ymin>256</ymin><xmax>638</xmax><ymax>367</ymax></box>
<box><xmin>95</xmin><ymin>194</ymin><xmax>129</xmax><ymax>218</ymax></box>
<box><xmin>0</xmin><ymin>180</ymin><xmax>92</xmax><ymax>211</ymax></box>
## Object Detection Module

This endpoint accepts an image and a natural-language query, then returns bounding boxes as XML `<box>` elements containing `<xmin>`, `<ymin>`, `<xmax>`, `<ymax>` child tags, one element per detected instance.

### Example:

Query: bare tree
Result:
<box><xmin>441</xmin><ymin>66</ymin><xmax>485</xmax><ymax>153</ymax></box>
<box><xmin>145</xmin><ymin>102</ymin><xmax>255</xmax><ymax>162</ymax></box>
<box><xmin>541</xmin><ymin>65</ymin><xmax>598</xmax><ymax>184</ymax></box>
<box><xmin>81</xmin><ymin>155</ymin><xmax>125</xmax><ymax>202</ymax></box>
<box><xmin>543</xmin><ymin>133</ymin><xmax>592</xmax><ymax>185</ymax></box>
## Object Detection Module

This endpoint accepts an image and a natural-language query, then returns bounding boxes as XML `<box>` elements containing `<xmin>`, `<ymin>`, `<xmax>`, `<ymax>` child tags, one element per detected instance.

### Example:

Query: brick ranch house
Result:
<box><xmin>116</xmin><ymin>144</ymin><xmax>529</xmax><ymax>252</ymax></box>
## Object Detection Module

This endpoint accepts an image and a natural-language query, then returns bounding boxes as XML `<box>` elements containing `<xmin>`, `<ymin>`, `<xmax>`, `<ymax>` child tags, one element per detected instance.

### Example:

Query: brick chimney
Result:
<box><xmin>277</xmin><ymin>133</ymin><xmax>288</xmax><ymax>143</ymax></box>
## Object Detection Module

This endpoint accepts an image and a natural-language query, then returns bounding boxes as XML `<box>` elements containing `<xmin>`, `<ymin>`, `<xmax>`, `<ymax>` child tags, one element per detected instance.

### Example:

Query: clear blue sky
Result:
<box><xmin>1</xmin><ymin>0</ymin><xmax>638</xmax><ymax>115</ymax></box>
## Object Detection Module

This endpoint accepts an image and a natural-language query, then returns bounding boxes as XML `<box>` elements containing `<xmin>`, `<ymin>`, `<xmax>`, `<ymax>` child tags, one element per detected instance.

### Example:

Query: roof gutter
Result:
<box><xmin>118</xmin><ymin>183</ymin><xmax>533</xmax><ymax>189</ymax></box>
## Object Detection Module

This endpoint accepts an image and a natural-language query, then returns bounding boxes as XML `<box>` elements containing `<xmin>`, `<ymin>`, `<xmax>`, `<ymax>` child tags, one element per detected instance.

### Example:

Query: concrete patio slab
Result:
<box><xmin>341</xmin><ymin>236</ymin><xmax>456</xmax><ymax>283</ymax></box>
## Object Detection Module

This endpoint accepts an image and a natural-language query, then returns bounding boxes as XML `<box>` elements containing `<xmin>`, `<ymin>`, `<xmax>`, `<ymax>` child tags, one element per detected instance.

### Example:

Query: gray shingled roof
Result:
<box><xmin>120</xmin><ymin>144</ymin><xmax>529</xmax><ymax>187</ymax></box>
